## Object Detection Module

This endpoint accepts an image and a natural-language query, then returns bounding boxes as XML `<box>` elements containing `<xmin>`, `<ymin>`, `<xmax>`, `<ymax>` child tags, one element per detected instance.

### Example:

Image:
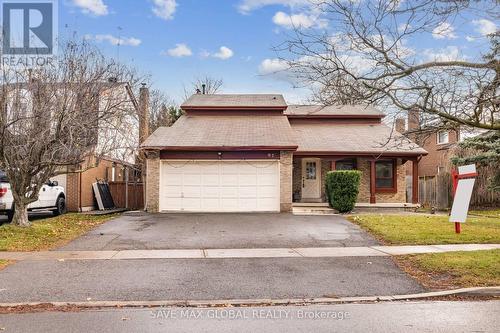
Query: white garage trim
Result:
<box><xmin>159</xmin><ymin>160</ymin><xmax>280</xmax><ymax>212</ymax></box>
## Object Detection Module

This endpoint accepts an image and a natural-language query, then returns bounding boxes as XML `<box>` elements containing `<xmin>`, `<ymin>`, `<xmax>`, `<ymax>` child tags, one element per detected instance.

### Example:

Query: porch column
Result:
<box><xmin>369</xmin><ymin>160</ymin><xmax>376</xmax><ymax>204</ymax></box>
<box><xmin>412</xmin><ymin>158</ymin><xmax>419</xmax><ymax>204</ymax></box>
<box><xmin>330</xmin><ymin>160</ymin><xmax>336</xmax><ymax>171</ymax></box>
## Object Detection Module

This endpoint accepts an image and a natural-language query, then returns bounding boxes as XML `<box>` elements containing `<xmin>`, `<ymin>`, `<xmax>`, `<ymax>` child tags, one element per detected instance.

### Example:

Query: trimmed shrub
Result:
<box><xmin>325</xmin><ymin>170</ymin><xmax>362</xmax><ymax>213</ymax></box>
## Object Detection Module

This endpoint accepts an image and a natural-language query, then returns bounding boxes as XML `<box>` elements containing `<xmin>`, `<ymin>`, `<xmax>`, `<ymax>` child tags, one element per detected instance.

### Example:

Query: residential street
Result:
<box><xmin>1</xmin><ymin>301</ymin><xmax>499</xmax><ymax>332</ymax></box>
<box><xmin>0</xmin><ymin>213</ymin><xmax>428</xmax><ymax>302</ymax></box>
<box><xmin>0</xmin><ymin>256</ymin><xmax>423</xmax><ymax>302</ymax></box>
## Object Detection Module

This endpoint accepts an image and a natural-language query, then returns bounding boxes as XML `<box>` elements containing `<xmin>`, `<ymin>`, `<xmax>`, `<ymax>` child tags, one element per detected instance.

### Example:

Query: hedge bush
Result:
<box><xmin>325</xmin><ymin>170</ymin><xmax>362</xmax><ymax>213</ymax></box>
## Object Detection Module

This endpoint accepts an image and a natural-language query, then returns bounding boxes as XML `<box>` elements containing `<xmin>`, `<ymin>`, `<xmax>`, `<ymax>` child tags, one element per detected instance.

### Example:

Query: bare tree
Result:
<box><xmin>0</xmin><ymin>41</ymin><xmax>139</xmax><ymax>226</ymax></box>
<box><xmin>276</xmin><ymin>0</ymin><xmax>499</xmax><ymax>131</ymax></box>
<box><xmin>183</xmin><ymin>75</ymin><xmax>223</xmax><ymax>100</ymax></box>
<box><xmin>149</xmin><ymin>89</ymin><xmax>183</xmax><ymax>131</ymax></box>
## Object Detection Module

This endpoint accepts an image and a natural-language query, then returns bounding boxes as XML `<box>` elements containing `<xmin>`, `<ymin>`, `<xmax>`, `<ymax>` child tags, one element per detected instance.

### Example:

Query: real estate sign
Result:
<box><xmin>449</xmin><ymin>164</ymin><xmax>477</xmax><ymax>223</ymax></box>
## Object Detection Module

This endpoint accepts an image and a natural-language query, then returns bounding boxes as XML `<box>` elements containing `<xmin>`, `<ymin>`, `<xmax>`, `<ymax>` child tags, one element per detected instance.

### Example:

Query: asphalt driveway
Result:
<box><xmin>58</xmin><ymin>212</ymin><xmax>378</xmax><ymax>250</ymax></box>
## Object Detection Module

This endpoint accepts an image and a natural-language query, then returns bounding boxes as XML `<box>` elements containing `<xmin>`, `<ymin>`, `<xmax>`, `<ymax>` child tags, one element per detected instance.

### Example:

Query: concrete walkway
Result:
<box><xmin>1</xmin><ymin>244</ymin><xmax>498</xmax><ymax>261</ymax></box>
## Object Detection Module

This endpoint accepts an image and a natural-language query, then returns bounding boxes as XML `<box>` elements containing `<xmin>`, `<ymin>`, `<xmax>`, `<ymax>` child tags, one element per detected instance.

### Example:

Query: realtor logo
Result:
<box><xmin>1</xmin><ymin>0</ymin><xmax>57</xmax><ymax>66</ymax></box>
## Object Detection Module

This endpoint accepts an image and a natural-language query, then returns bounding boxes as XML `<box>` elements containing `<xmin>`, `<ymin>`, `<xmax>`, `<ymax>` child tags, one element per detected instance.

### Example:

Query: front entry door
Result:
<box><xmin>301</xmin><ymin>158</ymin><xmax>321</xmax><ymax>201</ymax></box>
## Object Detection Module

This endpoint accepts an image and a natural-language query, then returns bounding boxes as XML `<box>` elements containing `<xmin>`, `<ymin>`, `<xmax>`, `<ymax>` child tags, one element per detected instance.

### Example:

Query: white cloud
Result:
<box><xmin>472</xmin><ymin>19</ymin><xmax>497</xmax><ymax>36</ymax></box>
<box><xmin>398</xmin><ymin>23</ymin><xmax>411</xmax><ymax>33</ymax></box>
<box><xmin>238</xmin><ymin>0</ymin><xmax>309</xmax><ymax>14</ymax></box>
<box><xmin>152</xmin><ymin>0</ymin><xmax>177</xmax><ymax>21</ymax></box>
<box><xmin>465</xmin><ymin>36</ymin><xmax>475</xmax><ymax>42</ymax></box>
<box><xmin>73</xmin><ymin>0</ymin><xmax>108</xmax><ymax>16</ymax></box>
<box><xmin>423</xmin><ymin>46</ymin><xmax>463</xmax><ymax>62</ymax></box>
<box><xmin>213</xmin><ymin>46</ymin><xmax>234</xmax><ymax>60</ymax></box>
<box><xmin>86</xmin><ymin>34</ymin><xmax>142</xmax><ymax>46</ymax></box>
<box><xmin>164</xmin><ymin>43</ymin><xmax>192</xmax><ymax>57</ymax></box>
<box><xmin>273</xmin><ymin>11</ymin><xmax>327</xmax><ymax>29</ymax></box>
<box><xmin>258</xmin><ymin>58</ymin><xmax>289</xmax><ymax>75</ymax></box>
<box><xmin>272</xmin><ymin>11</ymin><xmax>314</xmax><ymax>29</ymax></box>
<box><xmin>432</xmin><ymin>22</ymin><xmax>457</xmax><ymax>40</ymax></box>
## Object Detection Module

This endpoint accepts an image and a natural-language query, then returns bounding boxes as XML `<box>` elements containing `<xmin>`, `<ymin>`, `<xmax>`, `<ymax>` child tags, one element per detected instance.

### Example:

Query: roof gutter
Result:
<box><xmin>141</xmin><ymin>145</ymin><xmax>299</xmax><ymax>151</ymax></box>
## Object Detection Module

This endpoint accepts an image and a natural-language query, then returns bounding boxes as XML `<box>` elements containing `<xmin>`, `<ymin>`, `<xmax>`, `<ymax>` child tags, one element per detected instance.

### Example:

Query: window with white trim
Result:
<box><xmin>437</xmin><ymin>131</ymin><xmax>449</xmax><ymax>144</ymax></box>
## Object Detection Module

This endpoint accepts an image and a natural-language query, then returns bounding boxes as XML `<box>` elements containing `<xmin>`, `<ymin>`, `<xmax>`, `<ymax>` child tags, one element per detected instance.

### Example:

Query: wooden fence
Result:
<box><xmin>418</xmin><ymin>174</ymin><xmax>451</xmax><ymax>209</ymax></box>
<box><xmin>415</xmin><ymin>167</ymin><xmax>498</xmax><ymax>209</ymax></box>
<box><xmin>108</xmin><ymin>181</ymin><xmax>144</xmax><ymax>210</ymax></box>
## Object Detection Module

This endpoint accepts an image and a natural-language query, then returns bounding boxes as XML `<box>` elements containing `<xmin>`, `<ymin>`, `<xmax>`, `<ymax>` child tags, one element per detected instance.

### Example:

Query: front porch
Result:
<box><xmin>291</xmin><ymin>156</ymin><xmax>420</xmax><ymax>205</ymax></box>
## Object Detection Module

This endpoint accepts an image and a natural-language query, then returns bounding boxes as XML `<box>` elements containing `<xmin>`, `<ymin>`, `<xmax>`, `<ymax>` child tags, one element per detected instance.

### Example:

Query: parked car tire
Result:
<box><xmin>53</xmin><ymin>196</ymin><xmax>66</xmax><ymax>216</ymax></box>
<box><xmin>6</xmin><ymin>208</ymin><xmax>14</xmax><ymax>223</ymax></box>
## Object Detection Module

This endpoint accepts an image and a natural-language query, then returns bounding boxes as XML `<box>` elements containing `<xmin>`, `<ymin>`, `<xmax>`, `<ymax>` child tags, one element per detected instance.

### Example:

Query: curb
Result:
<box><xmin>0</xmin><ymin>287</ymin><xmax>498</xmax><ymax>309</ymax></box>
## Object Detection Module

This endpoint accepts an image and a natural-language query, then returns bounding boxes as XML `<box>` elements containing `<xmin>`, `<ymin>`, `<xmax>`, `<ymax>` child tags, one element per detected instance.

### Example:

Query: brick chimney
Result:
<box><xmin>395</xmin><ymin>118</ymin><xmax>406</xmax><ymax>133</ymax></box>
<box><xmin>138</xmin><ymin>83</ymin><xmax>150</xmax><ymax>144</ymax></box>
<box><xmin>408</xmin><ymin>108</ymin><xmax>420</xmax><ymax>131</ymax></box>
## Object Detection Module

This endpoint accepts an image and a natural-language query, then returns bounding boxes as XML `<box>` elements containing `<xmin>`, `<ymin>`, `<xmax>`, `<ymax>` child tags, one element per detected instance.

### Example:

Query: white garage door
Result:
<box><xmin>160</xmin><ymin>160</ymin><xmax>280</xmax><ymax>212</ymax></box>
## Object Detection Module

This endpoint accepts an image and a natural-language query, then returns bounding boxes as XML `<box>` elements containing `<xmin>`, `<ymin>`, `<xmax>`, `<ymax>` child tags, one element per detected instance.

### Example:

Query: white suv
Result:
<box><xmin>0</xmin><ymin>170</ymin><xmax>66</xmax><ymax>223</ymax></box>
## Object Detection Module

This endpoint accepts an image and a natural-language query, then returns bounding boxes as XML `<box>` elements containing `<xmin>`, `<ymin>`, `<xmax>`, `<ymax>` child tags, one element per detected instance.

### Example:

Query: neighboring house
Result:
<box><xmin>401</xmin><ymin>110</ymin><xmax>460</xmax><ymax>178</ymax></box>
<box><xmin>59</xmin><ymin>82</ymin><xmax>147</xmax><ymax>212</ymax></box>
<box><xmin>55</xmin><ymin>156</ymin><xmax>141</xmax><ymax>212</ymax></box>
<box><xmin>2</xmin><ymin>80</ymin><xmax>147</xmax><ymax>212</ymax></box>
<box><xmin>141</xmin><ymin>94</ymin><xmax>427</xmax><ymax>213</ymax></box>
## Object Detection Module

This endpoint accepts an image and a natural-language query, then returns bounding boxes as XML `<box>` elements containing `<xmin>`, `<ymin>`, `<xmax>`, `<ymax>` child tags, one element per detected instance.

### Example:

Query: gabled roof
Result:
<box><xmin>291</xmin><ymin>122</ymin><xmax>427</xmax><ymax>156</ymax></box>
<box><xmin>141</xmin><ymin>114</ymin><xmax>297</xmax><ymax>150</ymax></box>
<box><xmin>181</xmin><ymin>94</ymin><xmax>287</xmax><ymax>110</ymax></box>
<box><xmin>286</xmin><ymin>104</ymin><xmax>385</xmax><ymax>118</ymax></box>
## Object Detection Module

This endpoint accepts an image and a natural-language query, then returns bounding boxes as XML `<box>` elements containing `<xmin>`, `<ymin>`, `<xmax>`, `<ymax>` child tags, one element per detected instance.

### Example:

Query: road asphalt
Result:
<box><xmin>0</xmin><ymin>301</ymin><xmax>498</xmax><ymax>332</ymax></box>
<box><xmin>0</xmin><ymin>257</ymin><xmax>423</xmax><ymax>302</ymax></box>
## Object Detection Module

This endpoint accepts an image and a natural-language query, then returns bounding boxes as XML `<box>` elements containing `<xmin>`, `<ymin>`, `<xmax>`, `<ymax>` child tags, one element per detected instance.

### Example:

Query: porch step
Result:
<box><xmin>292</xmin><ymin>202</ymin><xmax>330</xmax><ymax>207</ymax></box>
<box><xmin>292</xmin><ymin>206</ymin><xmax>337</xmax><ymax>215</ymax></box>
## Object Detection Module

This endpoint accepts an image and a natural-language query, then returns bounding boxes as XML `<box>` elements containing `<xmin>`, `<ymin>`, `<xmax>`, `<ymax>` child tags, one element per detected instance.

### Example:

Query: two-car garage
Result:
<box><xmin>159</xmin><ymin>160</ymin><xmax>280</xmax><ymax>212</ymax></box>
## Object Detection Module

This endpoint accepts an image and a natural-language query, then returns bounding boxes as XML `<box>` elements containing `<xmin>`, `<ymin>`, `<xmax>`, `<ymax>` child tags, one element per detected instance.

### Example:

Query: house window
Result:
<box><xmin>437</xmin><ymin>131</ymin><xmax>449</xmax><ymax>144</ymax></box>
<box><xmin>336</xmin><ymin>158</ymin><xmax>357</xmax><ymax>170</ymax></box>
<box><xmin>375</xmin><ymin>160</ymin><xmax>396</xmax><ymax>191</ymax></box>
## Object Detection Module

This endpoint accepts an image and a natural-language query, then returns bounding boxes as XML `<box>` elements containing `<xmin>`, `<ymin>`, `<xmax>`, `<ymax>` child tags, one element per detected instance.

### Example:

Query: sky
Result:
<box><xmin>55</xmin><ymin>0</ymin><xmax>497</xmax><ymax>104</ymax></box>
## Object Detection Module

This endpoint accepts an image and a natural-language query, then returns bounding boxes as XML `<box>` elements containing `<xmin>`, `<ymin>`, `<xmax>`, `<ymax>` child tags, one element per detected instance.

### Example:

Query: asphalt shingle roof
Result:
<box><xmin>141</xmin><ymin>115</ymin><xmax>297</xmax><ymax>149</ymax></box>
<box><xmin>181</xmin><ymin>94</ymin><xmax>287</xmax><ymax>109</ymax></box>
<box><xmin>291</xmin><ymin>122</ymin><xmax>426</xmax><ymax>155</ymax></box>
<box><xmin>286</xmin><ymin>105</ymin><xmax>384</xmax><ymax>117</ymax></box>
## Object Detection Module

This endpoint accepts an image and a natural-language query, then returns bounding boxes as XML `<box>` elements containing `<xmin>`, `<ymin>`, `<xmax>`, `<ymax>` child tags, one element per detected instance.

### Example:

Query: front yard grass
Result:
<box><xmin>395</xmin><ymin>249</ymin><xmax>500</xmax><ymax>289</ymax></box>
<box><xmin>0</xmin><ymin>213</ymin><xmax>116</xmax><ymax>252</ymax></box>
<box><xmin>347</xmin><ymin>214</ymin><xmax>500</xmax><ymax>245</ymax></box>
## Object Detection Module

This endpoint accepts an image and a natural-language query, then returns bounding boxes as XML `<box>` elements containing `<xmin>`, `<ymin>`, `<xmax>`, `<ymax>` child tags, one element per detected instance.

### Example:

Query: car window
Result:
<box><xmin>0</xmin><ymin>170</ymin><xmax>8</xmax><ymax>183</ymax></box>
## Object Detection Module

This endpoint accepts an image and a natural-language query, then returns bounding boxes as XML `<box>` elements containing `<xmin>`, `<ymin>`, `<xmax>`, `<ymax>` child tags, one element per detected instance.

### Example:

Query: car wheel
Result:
<box><xmin>53</xmin><ymin>196</ymin><xmax>66</xmax><ymax>216</ymax></box>
<box><xmin>6</xmin><ymin>209</ymin><xmax>14</xmax><ymax>223</ymax></box>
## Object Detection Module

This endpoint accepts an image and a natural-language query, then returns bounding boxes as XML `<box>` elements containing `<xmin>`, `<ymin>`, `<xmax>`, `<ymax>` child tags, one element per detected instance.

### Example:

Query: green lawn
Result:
<box><xmin>0</xmin><ymin>213</ymin><xmax>116</xmax><ymax>252</ymax></box>
<box><xmin>397</xmin><ymin>249</ymin><xmax>500</xmax><ymax>288</ymax></box>
<box><xmin>348</xmin><ymin>214</ymin><xmax>500</xmax><ymax>245</ymax></box>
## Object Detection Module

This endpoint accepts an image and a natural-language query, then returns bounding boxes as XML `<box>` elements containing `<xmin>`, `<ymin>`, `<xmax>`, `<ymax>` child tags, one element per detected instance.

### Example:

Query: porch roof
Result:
<box><xmin>291</xmin><ymin>123</ymin><xmax>427</xmax><ymax>156</ymax></box>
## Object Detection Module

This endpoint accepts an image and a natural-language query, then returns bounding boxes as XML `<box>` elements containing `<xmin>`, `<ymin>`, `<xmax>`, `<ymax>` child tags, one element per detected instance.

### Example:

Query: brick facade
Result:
<box><xmin>145</xmin><ymin>151</ymin><xmax>160</xmax><ymax>213</ymax></box>
<box><xmin>357</xmin><ymin>158</ymin><xmax>406</xmax><ymax>203</ymax></box>
<box><xmin>279</xmin><ymin>151</ymin><xmax>293</xmax><ymax>212</ymax></box>
<box><xmin>292</xmin><ymin>157</ymin><xmax>407</xmax><ymax>204</ymax></box>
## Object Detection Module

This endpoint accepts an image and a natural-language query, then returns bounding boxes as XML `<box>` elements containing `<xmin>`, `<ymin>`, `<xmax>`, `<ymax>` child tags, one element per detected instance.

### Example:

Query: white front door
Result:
<box><xmin>301</xmin><ymin>158</ymin><xmax>321</xmax><ymax>201</ymax></box>
<box><xmin>160</xmin><ymin>160</ymin><xmax>280</xmax><ymax>212</ymax></box>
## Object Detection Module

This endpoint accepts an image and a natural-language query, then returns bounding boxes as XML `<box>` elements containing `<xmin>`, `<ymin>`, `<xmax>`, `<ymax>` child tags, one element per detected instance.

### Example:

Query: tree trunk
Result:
<box><xmin>11</xmin><ymin>201</ymin><xmax>31</xmax><ymax>227</ymax></box>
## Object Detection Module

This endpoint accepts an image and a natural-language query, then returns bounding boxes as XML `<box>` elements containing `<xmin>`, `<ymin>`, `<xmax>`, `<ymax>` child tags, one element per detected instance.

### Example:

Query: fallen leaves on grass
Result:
<box><xmin>0</xmin><ymin>213</ymin><xmax>117</xmax><ymax>252</ymax></box>
<box><xmin>394</xmin><ymin>249</ymin><xmax>500</xmax><ymax>289</ymax></box>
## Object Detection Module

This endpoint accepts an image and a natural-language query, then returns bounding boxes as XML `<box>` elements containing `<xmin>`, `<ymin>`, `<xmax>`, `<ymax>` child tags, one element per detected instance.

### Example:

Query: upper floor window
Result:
<box><xmin>437</xmin><ymin>131</ymin><xmax>449</xmax><ymax>144</ymax></box>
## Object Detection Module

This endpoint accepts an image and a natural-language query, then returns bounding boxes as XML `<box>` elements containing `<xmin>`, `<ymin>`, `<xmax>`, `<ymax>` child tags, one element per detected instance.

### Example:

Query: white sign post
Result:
<box><xmin>449</xmin><ymin>164</ymin><xmax>477</xmax><ymax>233</ymax></box>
